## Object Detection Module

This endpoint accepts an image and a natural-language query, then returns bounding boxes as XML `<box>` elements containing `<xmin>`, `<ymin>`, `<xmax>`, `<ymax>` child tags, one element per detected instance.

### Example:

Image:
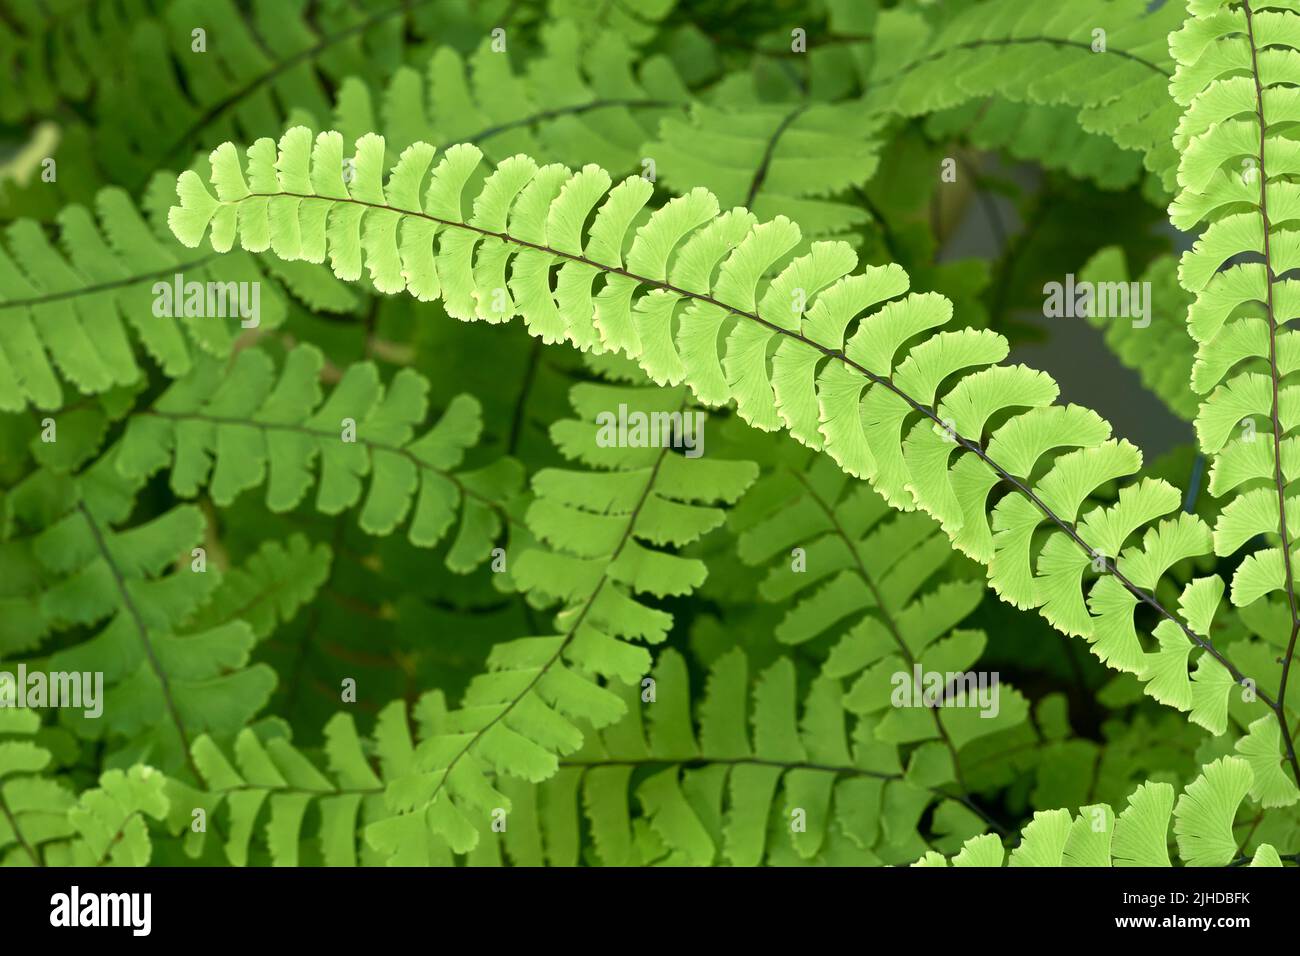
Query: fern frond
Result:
<box><xmin>525</xmin><ymin>645</ymin><xmax>1106</xmax><ymax>866</ymax></box>
<box><xmin>167</xmin><ymin>125</ymin><xmax>1286</xmax><ymax>754</ymax></box>
<box><xmin>4</xmin><ymin>463</ymin><xmax>277</xmax><ymax>776</ymax></box>
<box><xmin>0</xmin><ymin>0</ymin><xmax>152</xmax><ymax>123</ymax></box>
<box><xmin>94</xmin><ymin>0</ymin><xmax>496</xmax><ymax>185</ymax></box>
<box><xmin>359</xmin><ymin>383</ymin><xmax>754</xmax><ymax>857</ymax></box>
<box><xmin>188</xmin><ymin>645</ymin><xmax>1001</xmax><ymax>866</ymax></box>
<box><xmin>170</xmin><ymin>696</ymin><xmax>564</xmax><ymax>866</ymax></box>
<box><xmin>868</xmin><ymin>0</ymin><xmax>1186</xmax><ymax>191</ymax></box>
<box><xmin>643</xmin><ymin>98</ymin><xmax>885</xmax><ymax>244</ymax></box>
<box><xmin>547</xmin><ymin>0</ymin><xmax>676</xmax><ymax>48</ymax></box>
<box><xmin>731</xmin><ymin>454</ymin><xmax>1029</xmax><ymax>762</ymax></box>
<box><xmin>919</xmin><ymin>755</ymin><xmax>1290</xmax><ymax>867</ymax></box>
<box><xmin>926</xmin><ymin>99</ymin><xmax>1148</xmax><ymax>192</ymax></box>
<box><xmin>734</xmin><ymin>456</ymin><xmax>975</xmax><ymax>653</ymax></box>
<box><xmin>0</xmin><ymin>185</ymin><xmax>306</xmax><ymax>412</ymax></box>
<box><xmin>173</xmin><ymin>650</ymin><xmax>886</xmax><ymax>866</ymax></box>
<box><xmin>166</xmin><ymin>714</ymin><xmax>388</xmax><ymax>866</ymax></box>
<box><xmin>731</xmin><ymin>454</ymin><xmax>1082</xmax><ymax>848</ymax></box>
<box><xmin>554</xmin><ymin>647</ymin><xmax>906</xmax><ymax>865</ymax></box>
<box><xmin>334</xmin><ymin>21</ymin><xmax>691</xmax><ymax>176</ymax></box>
<box><xmin>1168</xmin><ymin>0</ymin><xmax>1300</xmax><ymax>794</ymax></box>
<box><xmin>0</xmin><ymin>708</ymin><xmax>79</xmax><ymax>866</ymax></box>
<box><xmin>116</xmin><ymin>343</ymin><xmax>524</xmax><ymax>571</ymax></box>
<box><xmin>0</xmin><ymin>709</ymin><xmax>169</xmax><ymax>866</ymax></box>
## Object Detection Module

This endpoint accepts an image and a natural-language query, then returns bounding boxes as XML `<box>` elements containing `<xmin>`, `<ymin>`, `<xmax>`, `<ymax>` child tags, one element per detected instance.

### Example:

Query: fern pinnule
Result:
<box><xmin>184</xmin><ymin>534</ymin><xmax>332</xmax><ymax>640</ymax></box>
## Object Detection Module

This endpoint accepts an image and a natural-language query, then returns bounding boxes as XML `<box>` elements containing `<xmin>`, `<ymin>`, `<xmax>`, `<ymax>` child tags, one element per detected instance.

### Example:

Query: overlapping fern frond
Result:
<box><xmin>164</xmin><ymin>381</ymin><xmax>754</xmax><ymax>861</ymax></box>
<box><xmin>867</xmin><ymin>0</ymin><xmax>1187</xmax><ymax>191</ymax></box>
<box><xmin>0</xmin><ymin>186</ymin><xmax>296</xmax><ymax>412</ymax></box>
<box><xmin>334</xmin><ymin>21</ymin><xmax>692</xmax><ymax>176</ymax></box>
<box><xmin>729</xmin><ymin>454</ymin><xmax>1048</xmax><ymax>845</ymax></box>
<box><xmin>3</xmin><ymin>460</ymin><xmax>278</xmax><ymax>775</ymax></box>
<box><xmin>0</xmin><ymin>0</ymin><xmax>504</xmax><ymax>220</ymax></box>
<box><xmin>164</xmin><ymin>646</ymin><xmax>989</xmax><ymax>867</ymax></box>
<box><xmin>0</xmin><ymin>709</ymin><xmax>170</xmax><ymax>867</ymax></box>
<box><xmin>925</xmin><ymin>99</ymin><xmax>1149</xmax><ymax>192</ymax></box>
<box><xmin>731</xmin><ymin>455</ymin><xmax>1029</xmax><ymax>740</ymax></box>
<box><xmin>547</xmin><ymin>0</ymin><xmax>677</xmax><ymax>49</ymax></box>
<box><xmin>0</xmin><ymin>0</ymin><xmax>157</xmax><ymax>124</ymax></box>
<box><xmin>532</xmin><ymin>646</ymin><xmax>969</xmax><ymax>867</ymax></box>
<box><xmin>643</xmin><ymin>96</ymin><xmax>885</xmax><ymax>244</ymax></box>
<box><xmin>116</xmin><ymin>343</ymin><xmax>524</xmax><ymax>572</ymax></box>
<box><xmin>168</xmin><ymin>639</ymin><xmax>1183</xmax><ymax>868</ymax></box>
<box><xmin>366</xmin><ymin>383</ymin><xmax>752</xmax><ymax>857</ymax></box>
<box><xmin>164</xmin><ymin>713</ymin><xmax>389</xmax><ymax>866</ymax></box>
<box><xmin>917</xmin><ymin>755</ymin><xmax>1288</xmax><ymax>867</ymax></box>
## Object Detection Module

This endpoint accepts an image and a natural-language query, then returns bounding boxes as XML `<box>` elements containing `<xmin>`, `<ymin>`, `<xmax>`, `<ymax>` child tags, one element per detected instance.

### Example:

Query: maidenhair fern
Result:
<box><xmin>165</xmin><ymin>647</ymin><xmax>985</xmax><ymax>867</ymax></box>
<box><xmin>547</xmin><ymin>647</ymin><xmax>935</xmax><ymax>867</ymax></box>
<box><xmin>184</xmin><ymin>534</ymin><xmax>332</xmax><ymax>641</ymax></box>
<box><xmin>163</xmin><ymin>99</ymin><xmax>1298</xmax><ymax>845</ymax></box>
<box><xmin>1165</xmin><ymin>0</ymin><xmax>1300</xmax><ymax>804</ymax></box>
<box><xmin>166</xmin><ymin>714</ymin><xmax>389</xmax><ymax>866</ymax></box>
<box><xmin>384</xmin><ymin>382</ymin><xmax>754</xmax><ymax>854</ymax></box>
<box><xmin>0</xmin><ymin>0</ymin><xmax>500</xmax><ymax>219</ymax></box>
<box><xmin>734</xmin><ymin>455</ymin><xmax>1029</xmax><ymax>765</ymax></box>
<box><xmin>6</xmin><ymin>0</ymin><xmax>1300</xmax><ymax>876</ymax></box>
<box><xmin>0</xmin><ymin>0</ymin><xmax>148</xmax><ymax>124</ymax></box>
<box><xmin>925</xmin><ymin>99</ymin><xmax>1148</xmax><ymax>192</ymax></box>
